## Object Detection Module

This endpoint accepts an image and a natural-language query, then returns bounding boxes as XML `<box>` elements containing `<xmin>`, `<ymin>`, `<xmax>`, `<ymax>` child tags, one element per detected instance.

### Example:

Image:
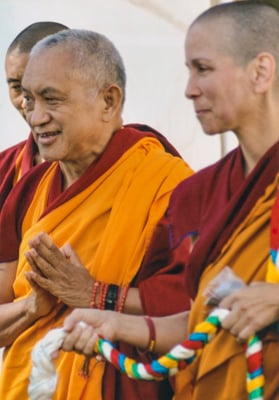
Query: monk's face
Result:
<box><xmin>5</xmin><ymin>48</ymin><xmax>29</xmax><ymax>119</ymax></box>
<box><xmin>22</xmin><ymin>46</ymin><xmax>106</xmax><ymax>164</ymax></box>
<box><xmin>184</xmin><ymin>20</ymin><xmax>254</xmax><ymax>136</ymax></box>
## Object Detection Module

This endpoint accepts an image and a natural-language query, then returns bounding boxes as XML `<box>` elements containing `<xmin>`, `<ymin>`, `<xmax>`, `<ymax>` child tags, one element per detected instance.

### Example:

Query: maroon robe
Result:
<box><xmin>0</xmin><ymin>133</ymin><xmax>38</xmax><ymax>209</ymax></box>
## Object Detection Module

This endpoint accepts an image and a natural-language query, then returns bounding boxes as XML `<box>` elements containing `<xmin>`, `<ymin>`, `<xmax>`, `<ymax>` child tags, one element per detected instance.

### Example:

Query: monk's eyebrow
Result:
<box><xmin>7</xmin><ymin>78</ymin><xmax>20</xmax><ymax>84</ymax></box>
<box><xmin>185</xmin><ymin>59</ymin><xmax>200</xmax><ymax>68</ymax></box>
<box><xmin>21</xmin><ymin>86</ymin><xmax>62</xmax><ymax>96</ymax></box>
<box><xmin>39</xmin><ymin>87</ymin><xmax>61</xmax><ymax>96</ymax></box>
<box><xmin>187</xmin><ymin>58</ymin><xmax>211</xmax><ymax>67</ymax></box>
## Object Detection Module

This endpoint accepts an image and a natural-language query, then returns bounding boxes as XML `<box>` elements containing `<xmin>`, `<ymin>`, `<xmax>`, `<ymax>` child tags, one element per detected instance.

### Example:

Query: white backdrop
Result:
<box><xmin>0</xmin><ymin>0</ymin><xmax>237</xmax><ymax>171</ymax></box>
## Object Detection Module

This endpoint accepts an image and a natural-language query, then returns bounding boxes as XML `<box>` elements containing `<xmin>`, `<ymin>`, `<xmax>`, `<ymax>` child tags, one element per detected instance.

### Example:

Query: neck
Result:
<box><xmin>34</xmin><ymin>152</ymin><xmax>45</xmax><ymax>165</ymax></box>
<box><xmin>236</xmin><ymin>101</ymin><xmax>279</xmax><ymax>175</ymax></box>
<box><xmin>239</xmin><ymin>132</ymin><xmax>278</xmax><ymax>176</ymax></box>
<box><xmin>59</xmin><ymin>147</ymin><xmax>105</xmax><ymax>189</ymax></box>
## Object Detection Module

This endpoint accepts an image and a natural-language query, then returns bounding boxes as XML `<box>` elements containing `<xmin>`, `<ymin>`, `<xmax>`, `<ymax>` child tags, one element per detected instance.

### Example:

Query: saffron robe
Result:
<box><xmin>0</xmin><ymin>125</ymin><xmax>193</xmax><ymax>400</ymax></box>
<box><xmin>0</xmin><ymin>133</ymin><xmax>38</xmax><ymax>209</ymax></box>
<box><xmin>143</xmin><ymin>142</ymin><xmax>279</xmax><ymax>400</ymax></box>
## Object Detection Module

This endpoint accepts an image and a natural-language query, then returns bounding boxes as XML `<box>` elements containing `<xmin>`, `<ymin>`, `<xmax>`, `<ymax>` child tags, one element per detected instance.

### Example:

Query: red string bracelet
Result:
<box><xmin>136</xmin><ymin>315</ymin><xmax>156</xmax><ymax>355</ymax></box>
<box><xmin>144</xmin><ymin>315</ymin><xmax>156</xmax><ymax>352</ymax></box>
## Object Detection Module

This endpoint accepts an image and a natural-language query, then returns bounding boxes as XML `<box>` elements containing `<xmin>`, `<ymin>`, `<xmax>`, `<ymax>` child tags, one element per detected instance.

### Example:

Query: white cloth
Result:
<box><xmin>28</xmin><ymin>328</ymin><xmax>67</xmax><ymax>400</ymax></box>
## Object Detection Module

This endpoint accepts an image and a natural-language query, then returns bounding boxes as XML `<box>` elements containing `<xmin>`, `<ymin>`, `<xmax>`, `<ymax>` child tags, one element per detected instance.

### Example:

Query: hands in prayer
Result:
<box><xmin>24</xmin><ymin>232</ymin><xmax>94</xmax><ymax>308</ymax></box>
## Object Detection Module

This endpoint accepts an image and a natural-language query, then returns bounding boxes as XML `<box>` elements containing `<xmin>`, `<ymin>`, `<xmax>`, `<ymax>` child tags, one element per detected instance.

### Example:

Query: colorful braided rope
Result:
<box><xmin>243</xmin><ymin>336</ymin><xmax>264</xmax><ymax>400</ymax></box>
<box><xmin>93</xmin><ymin>308</ymin><xmax>264</xmax><ymax>400</ymax></box>
<box><xmin>29</xmin><ymin>195</ymin><xmax>278</xmax><ymax>399</ymax></box>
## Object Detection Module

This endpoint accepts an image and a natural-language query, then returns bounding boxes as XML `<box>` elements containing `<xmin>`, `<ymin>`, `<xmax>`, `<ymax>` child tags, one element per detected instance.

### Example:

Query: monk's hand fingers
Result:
<box><xmin>25</xmin><ymin>248</ymin><xmax>53</xmax><ymax>289</ymax></box>
<box><xmin>25</xmin><ymin>269</ymin><xmax>52</xmax><ymax>292</ymax></box>
<box><xmin>62</xmin><ymin>323</ymin><xmax>83</xmax><ymax>352</ymax></box>
<box><xmin>221</xmin><ymin>283</ymin><xmax>279</xmax><ymax>339</ymax></box>
<box><xmin>63</xmin><ymin>309</ymin><xmax>118</xmax><ymax>342</ymax></box>
<box><xmin>25</xmin><ymin>257</ymin><xmax>53</xmax><ymax>294</ymax></box>
<box><xmin>62</xmin><ymin>322</ymin><xmax>96</xmax><ymax>355</ymax></box>
<box><xmin>28</xmin><ymin>238</ymin><xmax>93</xmax><ymax>307</ymax></box>
<box><xmin>60</xmin><ymin>243</ymin><xmax>83</xmax><ymax>267</ymax></box>
<box><xmin>26</xmin><ymin>244</ymin><xmax>66</xmax><ymax>282</ymax></box>
<box><xmin>25</xmin><ymin>271</ymin><xmax>40</xmax><ymax>289</ymax></box>
<box><xmin>29</xmin><ymin>232</ymin><xmax>64</xmax><ymax>272</ymax></box>
<box><xmin>24</xmin><ymin>274</ymin><xmax>57</xmax><ymax>318</ymax></box>
<box><xmin>220</xmin><ymin>302</ymin><xmax>259</xmax><ymax>342</ymax></box>
<box><xmin>80</xmin><ymin>328</ymin><xmax>99</xmax><ymax>356</ymax></box>
<box><xmin>25</xmin><ymin>246</ymin><xmax>56</xmax><ymax>279</ymax></box>
<box><xmin>25</xmin><ymin>248</ymin><xmax>46</xmax><ymax>277</ymax></box>
<box><xmin>63</xmin><ymin>309</ymin><xmax>92</xmax><ymax>331</ymax></box>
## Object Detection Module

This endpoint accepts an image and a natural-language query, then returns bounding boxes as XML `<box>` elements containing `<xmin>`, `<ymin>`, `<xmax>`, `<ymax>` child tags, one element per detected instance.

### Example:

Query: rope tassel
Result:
<box><xmin>28</xmin><ymin>308</ymin><xmax>264</xmax><ymax>400</ymax></box>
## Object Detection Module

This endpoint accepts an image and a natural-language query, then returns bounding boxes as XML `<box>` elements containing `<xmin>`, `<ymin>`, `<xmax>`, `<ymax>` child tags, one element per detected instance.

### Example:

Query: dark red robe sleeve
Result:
<box><xmin>0</xmin><ymin>162</ymin><xmax>51</xmax><ymax>262</ymax></box>
<box><xmin>0</xmin><ymin>140</ymin><xmax>26</xmax><ymax>210</ymax></box>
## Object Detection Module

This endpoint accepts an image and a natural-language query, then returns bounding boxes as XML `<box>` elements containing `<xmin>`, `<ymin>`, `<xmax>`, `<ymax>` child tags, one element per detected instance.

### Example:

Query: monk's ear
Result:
<box><xmin>102</xmin><ymin>85</ymin><xmax>123</xmax><ymax>122</ymax></box>
<box><xmin>250</xmin><ymin>52</ymin><xmax>275</xmax><ymax>93</ymax></box>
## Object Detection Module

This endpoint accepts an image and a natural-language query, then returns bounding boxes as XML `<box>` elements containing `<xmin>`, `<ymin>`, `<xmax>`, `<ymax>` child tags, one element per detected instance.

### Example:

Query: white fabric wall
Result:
<box><xmin>0</xmin><ymin>0</ymin><xmax>237</xmax><ymax>171</ymax></box>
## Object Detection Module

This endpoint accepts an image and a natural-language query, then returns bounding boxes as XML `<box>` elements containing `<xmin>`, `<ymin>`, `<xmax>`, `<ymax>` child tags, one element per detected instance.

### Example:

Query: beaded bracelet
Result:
<box><xmin>91</xmin><ymin>282</ymin><xmax>129</xmax><ymax>311</ymax></box>
<box><xmin>98</xmin><ymin>282</ymin><xmax>109</xmax><ymax>310</ymax></box>
<box><xmin>90</xmin><ymin>281</ymin><xmax>100</xmax><ymax>308</ymax></box>
<box><xmin>117</xmin><ymin>285</ymin><xmax>129</xmax><ymax>313</ymax></box>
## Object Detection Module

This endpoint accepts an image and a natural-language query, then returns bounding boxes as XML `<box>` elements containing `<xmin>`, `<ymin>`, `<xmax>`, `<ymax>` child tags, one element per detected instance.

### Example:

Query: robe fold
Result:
<box><xmin>0</xmin><ymin>125</ymin><xmax>193</xmax><ymax>400</ymax></box>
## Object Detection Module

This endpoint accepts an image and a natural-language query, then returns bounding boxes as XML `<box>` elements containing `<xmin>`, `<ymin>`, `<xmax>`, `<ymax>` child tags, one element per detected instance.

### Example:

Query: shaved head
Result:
<box><xmin>190</xmin><ymin>1</ymin><xmax>279</xmax><ymax>78</ymax></box>
<box><xmin>30</xmin><ymin>29</ymin><xmax>126</xmax><ymax>104</ymax></box>
<box><xmin>7</xmin><ymin>21</ymin><xmax>69</xmax><ymax>55</ymax></box>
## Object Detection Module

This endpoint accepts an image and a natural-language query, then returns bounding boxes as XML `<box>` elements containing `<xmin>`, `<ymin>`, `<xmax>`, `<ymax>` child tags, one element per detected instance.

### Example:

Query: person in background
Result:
<box><xmin>59</xmin><ymin>2</ymin><xmax>279</xmax><ymax>399</ymax></box>
<box><xmin>0</xmin><ymin>29</ymin><xmax>193</xmax><ymax>400</ymax></box>
<box><xmin>0</xmin><ymin>21</ymin><xmax>69</xmax><ymax>209</ymax></box>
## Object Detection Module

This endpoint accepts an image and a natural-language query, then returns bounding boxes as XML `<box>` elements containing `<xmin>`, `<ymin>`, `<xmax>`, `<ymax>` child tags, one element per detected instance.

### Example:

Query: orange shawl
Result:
<box><xmin>0</xmin><ymin>135</ymin><xmax>192</xmax><ymax>400</ymax></box>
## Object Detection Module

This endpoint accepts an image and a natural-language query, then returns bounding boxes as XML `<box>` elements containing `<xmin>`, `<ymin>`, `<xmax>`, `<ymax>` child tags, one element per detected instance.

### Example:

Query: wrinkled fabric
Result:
<box><xmin>0</xmin><ymin>126</ymin><xmax>193</xmax><ymax>400</ymax></box>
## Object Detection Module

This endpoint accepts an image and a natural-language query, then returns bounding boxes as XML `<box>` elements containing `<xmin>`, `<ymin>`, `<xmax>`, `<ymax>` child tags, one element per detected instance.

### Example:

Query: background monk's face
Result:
<box><xmin>184</xmin><ymin>20</ymin><xmax>254</xmax><ymax>136</ymax></box>
<box><xmin>5</xmin><ymin>48</ymin><xmax>29</xmax><ymax>119</ymax></box>
<box><xmin>22</xmin><ymin>46</ymin><xmax>105</xmax><ymax>164</ymax></box>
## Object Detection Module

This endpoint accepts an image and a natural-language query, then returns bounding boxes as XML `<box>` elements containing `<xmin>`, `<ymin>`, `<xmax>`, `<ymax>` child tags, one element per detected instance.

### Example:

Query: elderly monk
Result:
<box><xmin>0</xmin><ymin>29</ymin><xmax>193</xmax><ymax>400</ymax></box>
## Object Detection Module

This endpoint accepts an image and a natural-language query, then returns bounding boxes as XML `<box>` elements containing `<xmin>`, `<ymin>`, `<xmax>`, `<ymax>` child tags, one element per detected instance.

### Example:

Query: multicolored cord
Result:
<box><xmin>29</xmin><ymin>196</ymin><xmax>279</xmax><ymax>400</ymax></box>
<box><xmin>28</xmin><ymin>308</ymin><xmax>265</xmax><ymax>400</ymax></box>
<box><xmin>91</xmin><ymin>194</ymin><xmax>279</xmax><ymax>400</ymax></box>
<box><xmin>93</xmin><ymin>307</ymin><xmax>264</xmax><ymax>400</ymax></box>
